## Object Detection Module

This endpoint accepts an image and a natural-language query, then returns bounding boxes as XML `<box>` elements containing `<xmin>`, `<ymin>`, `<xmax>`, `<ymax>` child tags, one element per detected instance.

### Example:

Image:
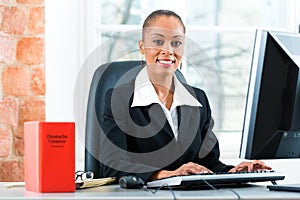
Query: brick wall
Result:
<box><xmin>0</xmin><ymin>0</ymin><xmax>45</xmax><ymax>181</ymax></box>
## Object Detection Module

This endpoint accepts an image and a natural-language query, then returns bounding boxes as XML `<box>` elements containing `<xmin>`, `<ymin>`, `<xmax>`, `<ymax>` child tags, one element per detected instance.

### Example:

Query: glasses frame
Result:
<box><xmin>75</xmin><ymin>170</ymin><xmax>94</xmax><ymax>181</ymax></box>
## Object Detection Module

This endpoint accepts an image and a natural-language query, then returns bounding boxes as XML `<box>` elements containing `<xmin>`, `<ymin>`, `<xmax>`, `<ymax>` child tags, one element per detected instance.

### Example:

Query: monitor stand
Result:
<box><xmin>254</xmin><ymin>130</ymin><xmax>300</xmax><ymax>159</ymax></box>
<box><xmin>268</xmin><ymin>131</ymin><xmax>300</xmax><ymax>192</ymax></box>
<box><xmin>275</xmin><ymin>131</ymin><xmax>300</xmax><ymax>158</ymax></box>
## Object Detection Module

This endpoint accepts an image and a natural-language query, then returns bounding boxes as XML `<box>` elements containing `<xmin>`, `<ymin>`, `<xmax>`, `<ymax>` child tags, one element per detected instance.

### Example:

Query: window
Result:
<box><xmin>77</xmin><ymin>0</ymin><xmax>300</xmax><ymax>159</ymax></box>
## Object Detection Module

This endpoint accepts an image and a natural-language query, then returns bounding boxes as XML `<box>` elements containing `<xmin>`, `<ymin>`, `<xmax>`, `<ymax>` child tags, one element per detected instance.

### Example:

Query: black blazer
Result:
<box><xmin>98</xmin><ymin>79</ymin><xmax>233</xmax><ymax>182</ymax></box>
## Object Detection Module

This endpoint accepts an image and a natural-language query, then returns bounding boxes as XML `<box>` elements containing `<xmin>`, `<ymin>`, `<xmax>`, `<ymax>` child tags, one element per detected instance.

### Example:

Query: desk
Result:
<box><xmin>1</xmin><ymin>182</ymin><xmax>300</xmax><ymax>200</ymax></box>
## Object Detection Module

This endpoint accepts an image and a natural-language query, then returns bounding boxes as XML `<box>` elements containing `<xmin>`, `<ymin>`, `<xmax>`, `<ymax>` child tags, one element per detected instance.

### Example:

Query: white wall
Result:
<box><xmin>45</xmin><ymin>0</ymin><xmax>79</xmax><ymax>121</ymax></box>
<box><xmin>45</xmin><ymin>0</ymin><xmax>84</xmax><ymax>170</ymax></box>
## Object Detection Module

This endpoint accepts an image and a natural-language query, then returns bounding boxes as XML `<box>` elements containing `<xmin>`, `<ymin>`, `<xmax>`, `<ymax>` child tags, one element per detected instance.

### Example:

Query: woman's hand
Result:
<box><xmin>174</xmin><ymin>162</ymin><xmax>212</xmax><ymax>175</ymax></box>
<box><xmin>150</xmin><ymin>162</ymin><xmax>212</xmax><ymax>180</ymax></box>
<box><xmin>228</xmin><ymin>160</ymin><xmax>272</xmax><ymax>173</ymax></box>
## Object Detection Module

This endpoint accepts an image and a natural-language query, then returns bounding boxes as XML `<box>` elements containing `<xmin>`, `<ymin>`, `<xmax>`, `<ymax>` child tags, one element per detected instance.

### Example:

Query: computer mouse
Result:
<box><xmin>119</xmin><ymin>175</ymin><xmax>145</xmax><ymax>189</ymax></box>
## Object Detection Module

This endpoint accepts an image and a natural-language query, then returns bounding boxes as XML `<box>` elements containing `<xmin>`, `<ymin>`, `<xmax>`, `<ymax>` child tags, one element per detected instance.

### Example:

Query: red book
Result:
<box><xmin>24</xmin><ymin>121</ymin><xmax>75</xmax><ymax>192</ymax></box>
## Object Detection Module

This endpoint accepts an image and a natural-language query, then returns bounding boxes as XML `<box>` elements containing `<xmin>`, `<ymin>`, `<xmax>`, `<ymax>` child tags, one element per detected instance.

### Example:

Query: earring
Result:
<box><xmin>141</xmin><ymin>59</ymin><xmax>145</xmax><ymax>67</ymax></box>
<box><xmin>180</xmin><ymin>62</ymin><xmax>182</xmax><ymax>70</ymax></box>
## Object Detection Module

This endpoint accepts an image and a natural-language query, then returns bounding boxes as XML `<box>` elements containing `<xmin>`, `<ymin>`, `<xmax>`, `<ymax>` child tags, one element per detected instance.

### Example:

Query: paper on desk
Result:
<box><xmin>75</xmin><ymin>177</ymin><xmax>116</xmax><ymax>189</ymax></box>
<box><xmin>5</xmin><ymin>182</ymin><xmax>25</xmax><ymax>188</ymax></box>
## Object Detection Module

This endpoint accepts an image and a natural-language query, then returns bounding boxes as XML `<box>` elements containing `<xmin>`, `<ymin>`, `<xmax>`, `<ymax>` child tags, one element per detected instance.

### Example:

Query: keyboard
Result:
<box><xmin>146</xmin><ymin>170</ymin><xmax>285</xmax><ymax>189</ymax></box>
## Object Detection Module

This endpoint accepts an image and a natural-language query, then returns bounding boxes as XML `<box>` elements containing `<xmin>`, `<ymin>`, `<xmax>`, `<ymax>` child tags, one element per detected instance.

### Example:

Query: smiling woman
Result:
<box><xmin>97</xmin><ymin>9</ymin><xmax>272</xmax><ymax>183</ymax></box>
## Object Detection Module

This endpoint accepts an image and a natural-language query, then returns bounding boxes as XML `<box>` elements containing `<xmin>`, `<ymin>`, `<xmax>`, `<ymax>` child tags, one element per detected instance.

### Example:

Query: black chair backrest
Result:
<box><xmin>84</xmin><ymin>60</ymin><xmax>186</xmax><ymax>177</ymax></box>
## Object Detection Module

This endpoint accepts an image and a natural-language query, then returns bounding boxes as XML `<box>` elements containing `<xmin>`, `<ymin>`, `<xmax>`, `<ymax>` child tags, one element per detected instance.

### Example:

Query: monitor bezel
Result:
<box><xmin>240</xmin><ymin>29</ymin><xmax>300</xmax><ymax>159</ymax></box>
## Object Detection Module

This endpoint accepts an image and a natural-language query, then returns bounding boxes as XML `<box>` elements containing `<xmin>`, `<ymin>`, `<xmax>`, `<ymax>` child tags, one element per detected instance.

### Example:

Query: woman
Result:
<box><xmin>99</xmin><ymin>9</ymin><xmax>271</xmax><ymax>182</ymax></box>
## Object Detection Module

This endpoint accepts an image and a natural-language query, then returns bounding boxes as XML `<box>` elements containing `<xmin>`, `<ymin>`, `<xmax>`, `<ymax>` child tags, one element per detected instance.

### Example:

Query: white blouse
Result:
<box><xmin>131</xmin><ymin>67</ymin><xmax>202</xmax><ymax>140</ymax></box>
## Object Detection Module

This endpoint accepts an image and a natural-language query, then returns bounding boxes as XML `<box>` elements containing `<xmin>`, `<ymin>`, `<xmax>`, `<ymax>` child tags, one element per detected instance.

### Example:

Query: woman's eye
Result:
<box><xmin>153</xmin><ymin>40</ymin><xmax>164</xmax><ymax>45</ymax></box>
<box><xmin>171</xmin><ymin>41</ymin><xmax>182</xmax><ymax>47</ymax></box>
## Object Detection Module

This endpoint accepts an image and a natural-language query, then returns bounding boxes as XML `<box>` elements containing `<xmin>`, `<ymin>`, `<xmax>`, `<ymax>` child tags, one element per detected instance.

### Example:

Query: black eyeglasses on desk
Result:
<box><xmin>75</xmin><ymin>170</ymin><xmax>94</xmax><ymax>181</ymax></box>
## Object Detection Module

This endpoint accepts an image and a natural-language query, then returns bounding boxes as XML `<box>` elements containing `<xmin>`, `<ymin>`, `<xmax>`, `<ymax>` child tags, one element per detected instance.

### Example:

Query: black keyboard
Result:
<box><xmin>146</xmin><ymin>170</ymin><xmax>285</xmax><ymax>189</ymax></box>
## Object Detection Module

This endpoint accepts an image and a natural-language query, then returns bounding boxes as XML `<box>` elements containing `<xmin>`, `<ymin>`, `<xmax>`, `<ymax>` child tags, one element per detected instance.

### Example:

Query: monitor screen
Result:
<box><xmin>240</xmin><ymin>29</ymin><xmax>300</xmax><ymax>159</ymax></box>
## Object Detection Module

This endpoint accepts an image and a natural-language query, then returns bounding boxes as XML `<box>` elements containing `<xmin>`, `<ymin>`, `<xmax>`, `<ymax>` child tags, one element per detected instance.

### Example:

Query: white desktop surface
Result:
<box><xmin>2</xmin><ymin>159</ymin><xmax>300</xmax><ymax>199</ymax></box>
<box><xmin>1</xmin><ymin>182</ymin><xmax>300</xmax><ymax>200</ymax></box>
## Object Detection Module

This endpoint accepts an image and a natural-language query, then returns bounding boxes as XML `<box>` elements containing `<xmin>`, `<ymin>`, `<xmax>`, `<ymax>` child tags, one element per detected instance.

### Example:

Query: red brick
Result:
<box><xmin>0</xmin><ymin>36</ymin><xmax>17</xmax><ymax>63</ymax></box>
<box><xmin>0</xmin><ymin>97</ymin><xmax>18</xmax><ymax>126</ymax></box>
<box><xmin>0</xmin><ymin>125</ymin><xmax>12</xmax><ymax>157</ymax></box>
<box><xmin>2</xmin><ymin>66</ymin><xmax>30</xmax><ymax>96</ymax></box>
<box><xmin>1</xmin><ymin>6</ymin><xmax>27</xmax><ymax>35</ymax></box>
<box><xmin>15</xmin><ymin>137</ymin><xmax>24</xmax><ymax>156</ymax></box>
<box><xmin>0</xmin><ymin>0</ymin><xmax>45</xmax><ymax>183</ymax></box>
<box><xmin>28</xmin><ymin>6</ymin><xmax>44</xmax><ymax>34</ymax></box>
<box><xmin>16</xmin><ymin>0</ymin><xmax>44</xmax><ymax>4</ymax></box>
<box><xmin>19</xmin><ymin>97</ymin><xmax>45</xmax><ymax>128</ymax></box>
<box><xmin>31</xmin><ymin>67</ymin><xmax>45</xmax><ymax>95</ymax></box>
<box><xmin>16</xmin><ymin>37</ymin><xmax>44</xmax><ymax>65</ymax></box>
<box><xmin>0</xmin><ymin>159</ymin><xmax>24</xmax><ymax>181</ymax></box>
<box><xmin>16</xmin><ymin>97</ymin><xmax>45</xmax><ymax>139</ymax></box>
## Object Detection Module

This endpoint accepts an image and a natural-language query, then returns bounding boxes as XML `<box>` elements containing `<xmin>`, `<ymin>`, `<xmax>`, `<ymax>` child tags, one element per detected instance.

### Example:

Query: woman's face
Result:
<box><xmin>139</xmin><ymin>15</ymin><xmax>185</xmax><ymax>76</ymax></box>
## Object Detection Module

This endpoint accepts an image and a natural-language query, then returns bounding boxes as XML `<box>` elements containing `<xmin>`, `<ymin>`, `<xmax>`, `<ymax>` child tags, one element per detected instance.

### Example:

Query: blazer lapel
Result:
<box><xmin>133</xmin><ymin>103</ymin><xmax>175</xmax><ymax>140</ymax></box>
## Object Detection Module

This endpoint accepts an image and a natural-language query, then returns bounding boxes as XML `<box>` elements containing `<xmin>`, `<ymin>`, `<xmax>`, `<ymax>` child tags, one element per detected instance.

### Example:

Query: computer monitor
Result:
<box><xmin>240</xmin><ymin>29</ymin><xmax>300</xmax><ymax>159</ymax></box>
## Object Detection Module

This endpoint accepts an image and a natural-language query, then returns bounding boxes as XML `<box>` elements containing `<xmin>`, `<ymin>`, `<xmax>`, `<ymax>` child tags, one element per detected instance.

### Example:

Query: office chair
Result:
<box><xmin>84</xmin><ymin>60</ymin><xmax>186</xmax><ymax>178</ymax></box>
